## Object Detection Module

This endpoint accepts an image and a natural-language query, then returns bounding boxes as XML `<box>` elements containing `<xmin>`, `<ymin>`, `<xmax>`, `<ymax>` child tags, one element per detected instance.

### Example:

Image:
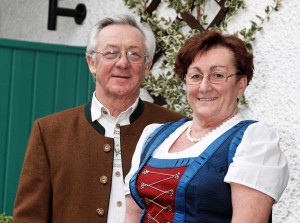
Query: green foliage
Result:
<box><xmin>124</xmin><ymin>0</ymin><xmax>281</xmax><ymax>116</ymax></box>
<box><xmin>234</xmin><ymin>0</ymin><xmax>281</xmax><ymax>50</ymax></box>
<box><xmin>218</xmin><ymin>0</ymin><xmax>246</xmax><ymax>30</ymax></box>
<box><xmin>0</xmin><ymin>214</ymin><xmax>13</xmax><ymax>223</ymax></box>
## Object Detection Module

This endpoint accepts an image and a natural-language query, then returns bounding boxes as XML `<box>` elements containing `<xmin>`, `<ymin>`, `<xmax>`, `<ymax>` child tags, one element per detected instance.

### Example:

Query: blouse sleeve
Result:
<box><xmin>224</xmin><ymin>121</ymin><xmax>289</xmax><ymax>202</ymax></box>
<box><xmin>124</xmin><ymin>123</ymin><xmax>162</xmax><ymax>195</ymax></box>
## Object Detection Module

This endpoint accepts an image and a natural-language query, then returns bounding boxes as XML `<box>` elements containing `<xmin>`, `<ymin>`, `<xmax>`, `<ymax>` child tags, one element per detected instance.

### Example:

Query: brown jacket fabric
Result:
<box><xmin>13</xmin><ymin>99</ymin><xmax>184</xmax><ymax>223</ymax></box>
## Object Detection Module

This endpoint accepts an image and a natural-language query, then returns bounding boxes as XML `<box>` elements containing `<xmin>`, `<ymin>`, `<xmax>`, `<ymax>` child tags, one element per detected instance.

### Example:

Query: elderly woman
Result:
<box><xmin>124</xmin><ymin>31</ymin><xmax>289</xmax><ymax>223</ymax></box>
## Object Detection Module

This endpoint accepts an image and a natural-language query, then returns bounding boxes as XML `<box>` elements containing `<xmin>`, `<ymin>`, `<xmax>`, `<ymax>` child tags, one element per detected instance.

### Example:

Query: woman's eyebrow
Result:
<box><xmin>187</xmin><ymin>66</ymin><xmax>201</xmax><ymax>72</ymax></box>
<box><xmin>210</xmin><ymin>65</ymin><xmax>226</xmax><ymax>70</ymax></box>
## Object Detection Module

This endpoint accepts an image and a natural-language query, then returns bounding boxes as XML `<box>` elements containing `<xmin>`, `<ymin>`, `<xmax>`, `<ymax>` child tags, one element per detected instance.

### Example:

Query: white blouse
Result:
<box><xmin>124</xmin><ymin>113</ymin><xmax>289</xmax><ymax>202</ymax></box>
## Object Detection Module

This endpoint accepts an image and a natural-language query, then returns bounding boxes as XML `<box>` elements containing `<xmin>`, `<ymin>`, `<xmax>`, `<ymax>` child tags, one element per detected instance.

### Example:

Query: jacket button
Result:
<box><xmin>103</xmin><ymin>144</ymin><xmax>111</xmax><ymax>152</ymax></box>
<box><xmin>100</xmin><ymin>176</ymin><xmax>108</xmax><ymax>184</ymax></box>
<box><xmin>96</xmin><ymin>208</ymin><xmax>104</xmax><ymax>216</ymax></box>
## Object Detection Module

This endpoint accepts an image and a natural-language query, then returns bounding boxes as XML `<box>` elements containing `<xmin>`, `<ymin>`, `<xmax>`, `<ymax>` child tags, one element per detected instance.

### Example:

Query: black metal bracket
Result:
<box><xmin>48</xmin><ymin>0</ymin><xmax>87</xmax><ymax>30</ymax></box>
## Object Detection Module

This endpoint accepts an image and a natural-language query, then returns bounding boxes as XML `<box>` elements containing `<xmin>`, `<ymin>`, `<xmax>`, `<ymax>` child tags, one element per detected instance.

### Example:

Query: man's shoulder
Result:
<box><xmin>143</xmin><ymin>101</ymin><xmax>178</xmax><ymax>112</ymax></box>
<box><xmin>35</xmin><ymin>104</ymin><xmax>86</xmax><ymax>124</ymax></box>
<box><xmin>143</xmin><ymin>101</ymin><xmax>185</xmax><ymax>119</ymax></box>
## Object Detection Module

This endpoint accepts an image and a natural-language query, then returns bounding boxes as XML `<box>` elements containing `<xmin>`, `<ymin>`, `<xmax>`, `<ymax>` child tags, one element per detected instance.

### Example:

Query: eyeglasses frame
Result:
<box><xmin>91</xmin><ymin>50</ymin><xmax>147</xmax><ymax>64</ymax></box>
<box><xmin>184</xmin><ymin>72</ymin><xmax>239</xmax><ymax>85</ymax></box>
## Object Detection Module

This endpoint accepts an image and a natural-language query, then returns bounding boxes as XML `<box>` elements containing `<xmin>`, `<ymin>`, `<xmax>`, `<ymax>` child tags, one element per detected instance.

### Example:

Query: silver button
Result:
<box><xmin>100</xmin><ymin>176</ymin><xmax>108</xmax><ymax>184</ymax></box>
<box><xmin>96</xmin><ymin>208</ymin><xmax>104</xmax><ymax>216</ymax></box>
<box><xmin>115</xmin><ymin>171</ymin><xmax>121</xmax><ymax>177</ymax></box>
<box><xmin>103</xmin><ymin>144</ymin><xmax>111</xmax><ymax>152</ymax></box>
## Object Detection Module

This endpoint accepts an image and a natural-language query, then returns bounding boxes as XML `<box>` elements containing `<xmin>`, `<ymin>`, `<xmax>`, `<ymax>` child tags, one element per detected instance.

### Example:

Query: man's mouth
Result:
<box><xmin>112</xmin><ymin>75</ymin><xmax>130</xmax><ymax>79</ymax></box>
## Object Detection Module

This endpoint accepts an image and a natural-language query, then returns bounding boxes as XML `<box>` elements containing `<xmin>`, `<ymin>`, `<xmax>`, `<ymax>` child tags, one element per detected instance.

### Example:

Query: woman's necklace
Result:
<box><xmin>186</xmin><ymin>124</ymin><xmax>209</xmax><ymax>143</ymax></box>
<box><xmin>185</xmin><ymin>114</ymin><xmax>238</xmax><ymax>143</ymax></box>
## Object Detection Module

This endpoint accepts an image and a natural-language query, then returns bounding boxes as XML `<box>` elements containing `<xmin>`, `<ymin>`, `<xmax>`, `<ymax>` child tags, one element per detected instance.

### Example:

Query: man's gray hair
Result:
<box><xmin>86</xmin><ymin>14</ymin><xmax>156</xmax><ymax>63</ymax></box>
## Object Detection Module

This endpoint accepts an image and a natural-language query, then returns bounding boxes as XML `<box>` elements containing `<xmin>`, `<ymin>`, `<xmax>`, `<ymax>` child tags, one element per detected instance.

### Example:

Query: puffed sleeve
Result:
<box><xmin>13</xmin><ymin>120</ymin><xmax>52</xmax><ymax>223</ymax></box>
<box><xmin>224</xmin><ymin>122</ymin><xmax>289</xmax><ymax>202</ymax></box>
<box><xmin>124</xmin><ymin>123</ymin><xmax>162</xmax><ymax>195</ymax></box>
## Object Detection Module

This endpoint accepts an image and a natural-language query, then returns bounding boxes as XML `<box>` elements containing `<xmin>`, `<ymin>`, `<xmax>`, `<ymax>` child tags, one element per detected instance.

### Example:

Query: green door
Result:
<box><xmin>0</xmin><ymin>38</ymin><xmax>94</xmax><ymax>215</ymax></box>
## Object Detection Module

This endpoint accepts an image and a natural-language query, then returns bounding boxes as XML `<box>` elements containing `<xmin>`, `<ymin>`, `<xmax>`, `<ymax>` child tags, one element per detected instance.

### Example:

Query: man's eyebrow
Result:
<box><xmin>103</xmin><ymin>44</ymin><xmax>142</xmax><ymax>51</ymax></box>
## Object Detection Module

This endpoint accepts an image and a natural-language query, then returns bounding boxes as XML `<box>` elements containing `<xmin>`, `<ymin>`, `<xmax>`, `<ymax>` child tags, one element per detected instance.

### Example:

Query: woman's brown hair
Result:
<box><xmin>174</xmin><ymin>30</ymin><xmax>254</xmax><ymax>85</ymax></box>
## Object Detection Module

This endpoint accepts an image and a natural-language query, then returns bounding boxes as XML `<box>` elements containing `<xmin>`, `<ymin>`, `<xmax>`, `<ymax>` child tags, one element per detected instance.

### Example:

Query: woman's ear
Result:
<box><xmin>237</xmin><ymin>76</ymin><xmax>248</xmax><ymax>99</ymax></box>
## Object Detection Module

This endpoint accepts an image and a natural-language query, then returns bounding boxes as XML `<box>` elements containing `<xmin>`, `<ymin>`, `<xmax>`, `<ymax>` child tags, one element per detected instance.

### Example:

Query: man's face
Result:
<box><xmin>87</xmin><ymin>24</ymin><xmax>152</xmax><ymax>102</ymax></box>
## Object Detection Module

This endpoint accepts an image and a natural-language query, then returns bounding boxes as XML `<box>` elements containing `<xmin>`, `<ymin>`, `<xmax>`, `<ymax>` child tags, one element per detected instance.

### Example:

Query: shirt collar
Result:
<box><xmin>91</xmin><ymin>92</ymin><xmax>139</xmax><ymax>124</ymax></box>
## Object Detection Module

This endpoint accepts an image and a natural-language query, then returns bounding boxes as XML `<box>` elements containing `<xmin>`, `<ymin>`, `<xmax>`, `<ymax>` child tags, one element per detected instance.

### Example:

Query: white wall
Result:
<box><xmin>0</xmin><ymin>0</ymin><xmax>299</xmax><ymax>222</ymax></box>
<box><xmin>0</xmin><ymin>0</ymin><xmax>132</xmax><ymax>46</ymax></box>
<box><xmin>226</xmin><ymin>1</ymin><xmax>300</xmax><ymax>222</ymax></box>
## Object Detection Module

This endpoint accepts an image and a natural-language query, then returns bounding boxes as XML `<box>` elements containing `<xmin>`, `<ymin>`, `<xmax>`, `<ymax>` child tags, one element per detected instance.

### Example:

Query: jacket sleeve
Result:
<box><xmin>13</xmin><ymin>120</ymin><xmax>52</xmax><ymax>223</ymax></box>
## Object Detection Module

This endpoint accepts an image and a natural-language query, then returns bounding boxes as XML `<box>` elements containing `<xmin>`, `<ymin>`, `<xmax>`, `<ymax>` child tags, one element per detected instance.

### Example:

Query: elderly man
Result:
<box><xmin>13</xmin><ymin>14</ymin><xmax>183</xmax><ymax>223</ymax></box>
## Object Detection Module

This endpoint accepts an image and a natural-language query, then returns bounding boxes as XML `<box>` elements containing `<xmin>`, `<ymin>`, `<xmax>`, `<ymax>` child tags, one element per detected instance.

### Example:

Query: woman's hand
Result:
<box><xmin>124</xmin><ymin>194</ymin><xmax>142</xmax><ymax>223</ymax></box>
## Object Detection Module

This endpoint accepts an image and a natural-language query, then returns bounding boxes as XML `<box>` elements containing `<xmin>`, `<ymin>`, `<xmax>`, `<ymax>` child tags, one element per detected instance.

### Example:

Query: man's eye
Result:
<box><xmin>105</xmin><ymin>50</ymin><xmax>118</xmax><ymax>55</ymax></box>
<box><xmin>128</xmin><ymin>51</ymin><xmax>141</xmax><ymax>58</ymax></box>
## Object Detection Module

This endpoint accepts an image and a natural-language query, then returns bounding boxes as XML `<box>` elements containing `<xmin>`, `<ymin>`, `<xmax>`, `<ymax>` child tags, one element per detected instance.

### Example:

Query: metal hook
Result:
<box><xmin>48</xmin><ymin>0</ymin><xmax>86</xmax><ymax>30</ymax></box>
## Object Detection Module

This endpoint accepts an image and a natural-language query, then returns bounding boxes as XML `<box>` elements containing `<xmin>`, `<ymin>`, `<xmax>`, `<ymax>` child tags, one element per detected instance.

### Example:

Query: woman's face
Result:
<box><xmin>186</xmin><ymin>47</ymin><xmax>247</xmax><ymax>124</ymax></box>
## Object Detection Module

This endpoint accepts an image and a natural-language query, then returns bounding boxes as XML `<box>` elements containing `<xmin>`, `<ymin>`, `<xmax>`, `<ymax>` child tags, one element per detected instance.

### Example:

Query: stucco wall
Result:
<box><xmin>226</xmin><ymin>1</ymin><xmax>300</xmax><ymax>222</ymax></box>
<box><xmin>0</xmin><ymin>0</ymin><xmax>299</xmax><ymax>222</ymax></box>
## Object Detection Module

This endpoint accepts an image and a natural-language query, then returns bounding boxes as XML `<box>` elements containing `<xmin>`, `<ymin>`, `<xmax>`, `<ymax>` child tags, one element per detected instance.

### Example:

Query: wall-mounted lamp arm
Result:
<box><xmin>48</xmin><ymin>0</ymin><xmax>86</xmax><ymax>30</ymax></box>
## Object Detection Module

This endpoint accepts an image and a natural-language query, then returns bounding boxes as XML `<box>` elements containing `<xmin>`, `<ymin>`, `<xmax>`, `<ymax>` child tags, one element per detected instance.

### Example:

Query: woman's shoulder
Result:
<box><xmin>243</xmin><ymin>120</ymin><xmax>279</xmax><ymax>141</ymax></box>
<box><xmin>234</xmin><ymin>111</ymin><xmax>277</xmax><ymax>136</ymax></box>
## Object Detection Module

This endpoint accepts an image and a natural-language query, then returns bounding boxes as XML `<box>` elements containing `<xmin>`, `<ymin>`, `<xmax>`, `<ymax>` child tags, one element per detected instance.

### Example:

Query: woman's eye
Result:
<box><xmin>191</xmin><ymin>74</ymin><xmax>201</xmax><ymax>79</ymax></box>
<box><xmin>213</xmin><ymin>72</ymin><xmax>225</xmax><ymax>79</ymax></box>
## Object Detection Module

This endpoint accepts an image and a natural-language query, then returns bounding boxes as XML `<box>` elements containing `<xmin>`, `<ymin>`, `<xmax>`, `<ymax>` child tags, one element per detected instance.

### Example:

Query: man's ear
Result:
<box><xmin>86</xmin><ymin>54</ymin><xmax>97</xmax><ymax>75</ymax></box>
<box><xmin>144</xmin><ymin>60</ymin><xmax>153</xmax><ymax>77</ymax></box>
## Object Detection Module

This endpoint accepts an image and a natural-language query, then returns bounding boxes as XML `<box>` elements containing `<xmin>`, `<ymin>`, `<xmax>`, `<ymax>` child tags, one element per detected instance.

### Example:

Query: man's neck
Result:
<box><xmin>95</xmin><ymin>93</ymin><xmax>139</xmax><ymax>118</ymax></box>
